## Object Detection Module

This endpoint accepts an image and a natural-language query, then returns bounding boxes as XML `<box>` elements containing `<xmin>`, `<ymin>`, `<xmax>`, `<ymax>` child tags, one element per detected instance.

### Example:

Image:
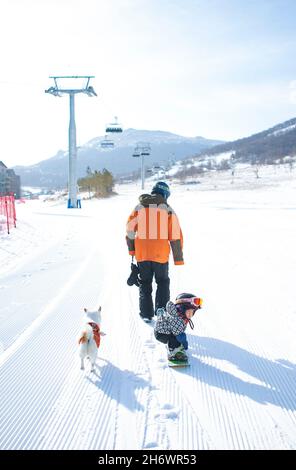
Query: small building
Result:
<box><xmin>0</xmin><ymin>161</ymin><xmax>21</xmax><ymax>198</ymax></box>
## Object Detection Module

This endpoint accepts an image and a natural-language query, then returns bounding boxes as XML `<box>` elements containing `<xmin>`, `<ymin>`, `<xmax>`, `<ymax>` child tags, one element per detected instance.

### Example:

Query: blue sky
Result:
<box><xmin>1</xmin><ymin>0</ymin><xmax>296</xmax><ymax>166</ymax></box>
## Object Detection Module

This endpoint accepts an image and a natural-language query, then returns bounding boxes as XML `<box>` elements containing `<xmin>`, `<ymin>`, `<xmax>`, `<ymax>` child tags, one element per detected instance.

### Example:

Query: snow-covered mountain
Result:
<box><xmin>13</xmin><ymin>129</ymin><xmax>223</xmax><ymax>189</ymax></box>
<box><xmin>197</xmin><ymin>116</ymin><xmax>296</xmax><ymax>165</ymax></box>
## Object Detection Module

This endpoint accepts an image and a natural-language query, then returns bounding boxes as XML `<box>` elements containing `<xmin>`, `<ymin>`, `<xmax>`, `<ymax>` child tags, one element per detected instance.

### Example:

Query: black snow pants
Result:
<box><xmin>154</xmin><ymin>331</ymin><xmax>181</xmax><ymax>350</ymax></box>
<box><xmin>138</xmin><ymin>261</ymin><xmax>170</xmax><ymax>319</ymax></box>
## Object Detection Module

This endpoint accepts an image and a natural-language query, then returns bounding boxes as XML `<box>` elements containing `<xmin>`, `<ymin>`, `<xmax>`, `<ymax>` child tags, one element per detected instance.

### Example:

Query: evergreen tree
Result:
<box><xmin>78</xmin><ymin>168</ymin><xmax>115</xmax><ymax>198</ymax></box>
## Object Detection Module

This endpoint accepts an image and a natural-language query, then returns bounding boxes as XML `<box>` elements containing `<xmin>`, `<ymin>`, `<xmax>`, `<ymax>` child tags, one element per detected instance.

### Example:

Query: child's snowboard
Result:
<box><xmin>168</xmin><ymin>358</ymin><xmax>190</xmax><ymax>368</ymax></box>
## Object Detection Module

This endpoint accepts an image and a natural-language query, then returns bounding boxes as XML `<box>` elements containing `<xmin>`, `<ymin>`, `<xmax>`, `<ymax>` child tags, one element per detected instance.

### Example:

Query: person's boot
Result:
<box><xmin>167</xmin><ymin>345</ymin><xmax>187</xmax><ymax>361</ymax></box>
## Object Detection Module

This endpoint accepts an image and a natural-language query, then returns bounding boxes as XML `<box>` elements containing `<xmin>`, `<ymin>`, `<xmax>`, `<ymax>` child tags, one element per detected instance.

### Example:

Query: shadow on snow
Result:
<box><xmin>188</xmin><ymin>336</ymin><xmax>296</xmax><ymax>411</ymax></box>
<box><xmin>86</xmin><ymin>358</ymin><xmax>149</xmax><ymax>412</ymax></box>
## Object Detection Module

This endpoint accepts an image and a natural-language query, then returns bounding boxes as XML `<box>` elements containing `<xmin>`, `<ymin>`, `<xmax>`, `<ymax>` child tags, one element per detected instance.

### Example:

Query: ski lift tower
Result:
<box><xmin>45</xmin><ymin>76</ymin><xmax>97</xmax><ymax>208</ymax></box>
<box><xmin>132</xmin><ymin>142</ymin><xmax>151</xmax><ymax>190</ymax></box>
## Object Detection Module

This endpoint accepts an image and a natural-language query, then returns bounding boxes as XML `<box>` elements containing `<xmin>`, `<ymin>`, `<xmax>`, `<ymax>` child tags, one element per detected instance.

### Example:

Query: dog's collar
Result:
<box><xmin>88</xmin><ymin>322</ymin><xmax>99</xmax><ymax>331</ymax></box>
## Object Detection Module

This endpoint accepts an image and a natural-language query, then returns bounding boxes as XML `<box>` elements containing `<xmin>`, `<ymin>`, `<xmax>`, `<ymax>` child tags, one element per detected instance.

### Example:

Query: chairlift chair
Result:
<box><xmin>105</xmin><ymin>116</ymin><xmax>123</xmax><ymax>133</ymax></box>
<box><xmin>132</xmin><ymin>145</ymin><xmax>141</xmax><ymax>157</ymax></box>
<box><xmin>101</xmin><ymin>136</ymin><xmax>114</xmax><ymax>149</ymax></box>
<box><xmin>139</xmin><ymin>143</ymin><xmax>151</xmax><ymax>157</ymax></box>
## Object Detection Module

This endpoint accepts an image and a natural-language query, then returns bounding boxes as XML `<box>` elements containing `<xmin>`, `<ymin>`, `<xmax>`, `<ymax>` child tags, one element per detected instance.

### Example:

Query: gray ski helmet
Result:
<box><xmin>176</xmin><ymin>293</ymin><xmax>196</xmax><ymax>301</ymax></box>
<box><xmin>151</xmin><ymin>181</ymin><xmax>170</xmax><ymax>199</ymax></box>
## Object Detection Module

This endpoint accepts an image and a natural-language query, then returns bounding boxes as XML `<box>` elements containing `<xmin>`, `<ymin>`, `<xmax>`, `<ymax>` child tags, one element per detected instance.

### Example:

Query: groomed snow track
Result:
<box><xmin>0</xmin><ymin>192</ymin><xmax>295</xmax><ymax>450</ymax></box>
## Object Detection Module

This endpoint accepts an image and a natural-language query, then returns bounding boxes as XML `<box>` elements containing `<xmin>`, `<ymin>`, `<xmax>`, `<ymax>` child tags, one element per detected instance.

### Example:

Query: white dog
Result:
<box><xmin>78</xmin><ymin>307</ymin><xmax>104</xmax><ymax>371</ymax></box>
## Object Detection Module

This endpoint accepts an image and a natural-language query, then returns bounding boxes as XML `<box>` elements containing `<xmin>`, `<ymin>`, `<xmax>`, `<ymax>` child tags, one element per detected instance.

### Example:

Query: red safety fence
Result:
<box><xmin>0</xmin><ymin>194</ymin><xmax>17</xmax><ymax>234</ymax></box>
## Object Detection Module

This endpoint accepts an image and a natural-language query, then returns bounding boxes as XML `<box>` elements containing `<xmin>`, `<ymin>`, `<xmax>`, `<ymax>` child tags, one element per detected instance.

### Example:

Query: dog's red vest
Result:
<box><xmin>88</xmin><ymin>322</ymin><xmax>101</xmax><ymax>348</ymax></box>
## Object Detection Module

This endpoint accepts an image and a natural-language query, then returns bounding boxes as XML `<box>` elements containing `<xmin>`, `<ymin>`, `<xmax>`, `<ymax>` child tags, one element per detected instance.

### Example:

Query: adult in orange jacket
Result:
<box><xmin>126</xmin><ymin>181</ymin><xmax>184</xmax><ymax>321</ymax></box>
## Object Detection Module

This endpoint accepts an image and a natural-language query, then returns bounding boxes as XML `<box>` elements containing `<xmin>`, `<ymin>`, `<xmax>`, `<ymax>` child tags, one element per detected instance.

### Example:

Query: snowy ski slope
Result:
<box><xmin>0</xmin><ymin>172</ymin><xmax>295</xmax><ymax>450</ymax></box>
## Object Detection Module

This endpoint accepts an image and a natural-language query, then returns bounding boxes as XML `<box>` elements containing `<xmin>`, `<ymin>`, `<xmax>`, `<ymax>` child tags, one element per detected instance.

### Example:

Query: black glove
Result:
<box><xmin>127</xmin><ymin>262</ymin><xmax>141</xmax><ymax>287</ymax></box>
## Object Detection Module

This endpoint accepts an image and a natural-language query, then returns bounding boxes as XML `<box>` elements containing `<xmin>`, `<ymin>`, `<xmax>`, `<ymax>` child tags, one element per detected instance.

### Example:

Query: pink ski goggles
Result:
<box><xmin>175</xmin><ymin>297</ymin><xmax>203</xmax><ymax>310</ymax></box>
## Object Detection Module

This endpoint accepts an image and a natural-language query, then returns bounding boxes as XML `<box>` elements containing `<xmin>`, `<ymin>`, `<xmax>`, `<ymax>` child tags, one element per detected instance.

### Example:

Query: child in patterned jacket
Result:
<box><xmin>154</xmin><ymin>293</ymin><xmax>202</xmax><ymax>362</ymax></box>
